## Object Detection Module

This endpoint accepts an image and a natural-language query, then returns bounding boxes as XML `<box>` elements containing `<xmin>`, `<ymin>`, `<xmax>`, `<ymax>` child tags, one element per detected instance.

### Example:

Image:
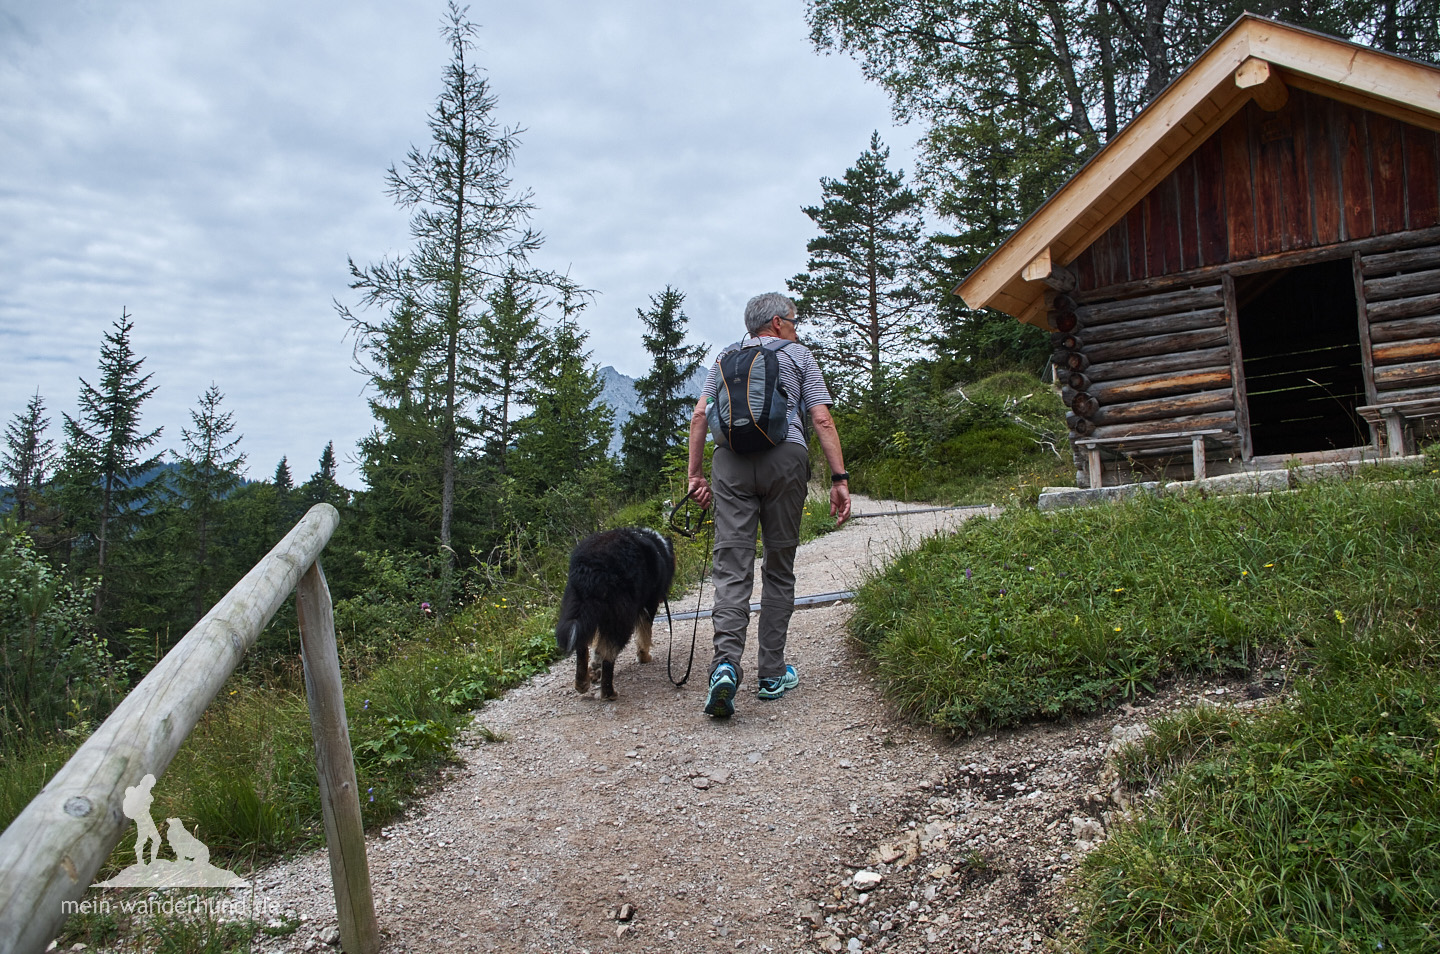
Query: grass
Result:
<box><xmin>852</xmin><ymin>468</ymin><xmax>1440</xmax><ymax>951</ymax></box>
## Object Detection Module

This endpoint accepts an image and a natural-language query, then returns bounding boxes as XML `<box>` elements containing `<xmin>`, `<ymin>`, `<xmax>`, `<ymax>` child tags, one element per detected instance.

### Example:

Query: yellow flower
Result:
<box><xmin>1264</xmin><ymin>563</ymin><xmax>1274</xmax><ymax>568</ymax></box>
<box><xmin>1113</xmin><ymin>588</ymin><xmax>1124</xmax><ymax>593</ymax></box>
<box><xmin>1113</xmin><ymin>626</ymin><xmax>1122</xmax><ymax>632</ymax></box>
<box><xmin>1241</xmin><ymin>570</ymin><xmax>1248</xmax><ymax>576</ymax></box>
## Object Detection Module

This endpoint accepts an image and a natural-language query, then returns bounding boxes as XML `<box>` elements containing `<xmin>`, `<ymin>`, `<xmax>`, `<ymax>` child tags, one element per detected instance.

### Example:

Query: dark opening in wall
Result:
<box><xmin>1236</xmin><ymin>258</ymin><xmax>1367</xmax><ymax>456</ymax></box>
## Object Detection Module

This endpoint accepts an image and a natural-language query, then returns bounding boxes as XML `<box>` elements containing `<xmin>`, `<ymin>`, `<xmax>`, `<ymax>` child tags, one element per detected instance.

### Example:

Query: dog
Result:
<box><xmin>555</xmin><ymin>527</ymin><xmax>676</xmax><ymax>700</ymax></box>
<box><xmin>165</xmin><ymin>818</ymin><xmax>209</xmax><ymax>866</ymax></box>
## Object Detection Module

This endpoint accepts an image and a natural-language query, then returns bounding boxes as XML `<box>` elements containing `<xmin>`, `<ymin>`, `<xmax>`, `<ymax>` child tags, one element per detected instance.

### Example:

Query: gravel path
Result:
<box><xmin>244</xmin><ymin>495</ymin><xmax>1241</xmax><ymax>953</ymax></box>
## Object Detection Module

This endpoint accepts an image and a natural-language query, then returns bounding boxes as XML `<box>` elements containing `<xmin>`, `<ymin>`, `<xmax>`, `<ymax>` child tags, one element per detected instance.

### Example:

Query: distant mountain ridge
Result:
<box><xmin>596</xmin><ymin>365</ymin><xmax>710</xmax><ymax>457</ymax></box>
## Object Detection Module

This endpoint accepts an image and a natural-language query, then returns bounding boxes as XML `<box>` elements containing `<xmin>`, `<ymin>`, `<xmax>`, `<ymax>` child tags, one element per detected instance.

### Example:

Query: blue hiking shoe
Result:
<box><xmin>704</xmin><ymin>662</ymin><xmax>737</xmax><ymax>718</ymax></box>
<box><xmin>757</xmin><ymin>664</ymin><xmax>798</xmax><ymax>700</ymax></box>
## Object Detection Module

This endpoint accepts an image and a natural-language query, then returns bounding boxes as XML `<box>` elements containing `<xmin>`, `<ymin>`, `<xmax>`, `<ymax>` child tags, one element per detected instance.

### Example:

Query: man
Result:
<box><xmin>687</xmin><ymin>291</ymin><xmax>851</xmax><ymax>718</ymax></box>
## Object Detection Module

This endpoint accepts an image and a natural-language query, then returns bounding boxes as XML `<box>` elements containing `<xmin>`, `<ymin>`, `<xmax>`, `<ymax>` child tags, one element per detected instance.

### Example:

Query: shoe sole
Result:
<box><xmin>705</xmin><ymin>680</ymin><xmax>736</xmax><ymax>718</ymax></box>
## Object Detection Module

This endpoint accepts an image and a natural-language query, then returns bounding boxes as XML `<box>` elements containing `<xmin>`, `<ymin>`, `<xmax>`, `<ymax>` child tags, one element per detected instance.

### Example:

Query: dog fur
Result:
<box><xmin>555</xmin><ymin>527</ymin><xmax>676</xmax><ymax>700</ymax></box>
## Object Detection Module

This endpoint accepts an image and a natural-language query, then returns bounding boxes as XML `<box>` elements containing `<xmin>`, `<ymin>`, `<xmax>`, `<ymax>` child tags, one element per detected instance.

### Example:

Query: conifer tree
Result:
<box><xmin>512</xmin><ymin>308</ymin><xmax>613</xmax><ymax>494</ymax></box>
<box><xmin>620</xmin><ymin>287</ymin><xmax>708</xmax><ymax>493</ymax></box>
<box><xmin>56</xmin><ymin>310</ymin><xmax>164</xmax><ymax>625</ymax></box>
<box><xmin>338</xmin><ymin>2</ymin><xmax>567</xmax><ymax>599</ymax></box>
<box><xmin>273</xmin><ymin>457</ymin><xmax>293</xmax><ymax>495</ymax></box>
<box><xmin>475</xmin><ymin>271</ymin><xmax>547</xmax><ymax>468</ymax></box>
<box><xmin>789</xmin><ymin>132</ymin><xmax>929</xmax><ymax>408</ymax></box>
<box><xmin>174</xmin><ymin>384</ymin><xmax>246</xmax><ymax>621</ymax></box>
<box><xmin>2</xmin><ymin>391</ymin><xmax>57</xmax><ymax>524</ymax></box>
<box><xmin>302</xmin><ymin>442</ymin><xmax>347</xmax><ymax>509</ymax></box>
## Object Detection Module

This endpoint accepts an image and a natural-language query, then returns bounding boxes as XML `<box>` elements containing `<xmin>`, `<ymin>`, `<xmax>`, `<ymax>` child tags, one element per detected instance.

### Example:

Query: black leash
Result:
<box><xmin>664</xmin><ymin>490</ymin><xmax>712</xmax><ymax>688</ymax></box>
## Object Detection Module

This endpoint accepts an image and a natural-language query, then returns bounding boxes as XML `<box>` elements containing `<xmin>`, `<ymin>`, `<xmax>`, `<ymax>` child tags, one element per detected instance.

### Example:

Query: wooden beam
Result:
<box><xmin>1234</xmin><ymin>57</ymin><xmax>1289</xmax><ymax>111</ymax></box>
<box><xmin>1023</xmin><ymin>247</ymin><xmax>1079</xmax><ymax>292</ymax></box>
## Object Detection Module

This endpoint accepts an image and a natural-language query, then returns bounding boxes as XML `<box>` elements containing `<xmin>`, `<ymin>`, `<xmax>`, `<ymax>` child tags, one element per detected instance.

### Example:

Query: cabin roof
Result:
<box><xmin>955</xmin><ymin>15</ymin><xmax>1440</xmax><ymax>327</ymax></box>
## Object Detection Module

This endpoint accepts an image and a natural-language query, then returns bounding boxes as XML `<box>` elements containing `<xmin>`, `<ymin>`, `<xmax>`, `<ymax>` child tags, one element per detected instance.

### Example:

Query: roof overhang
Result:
<box><xmin>955</xmin><ymin>15</ymin><xmax>1440</xmax><ymax>327</ymax></box>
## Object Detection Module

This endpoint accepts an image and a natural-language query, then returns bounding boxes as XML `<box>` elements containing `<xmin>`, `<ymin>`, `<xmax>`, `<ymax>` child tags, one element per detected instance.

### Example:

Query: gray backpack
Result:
<box><xmin>706</xmin><ymin>339</ymin><xmax>796</xmax><ymax>453</ymax></box>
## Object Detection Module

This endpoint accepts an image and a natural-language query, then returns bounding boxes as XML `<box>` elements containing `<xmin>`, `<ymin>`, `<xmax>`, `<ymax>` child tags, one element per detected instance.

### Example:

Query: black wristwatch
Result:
<box><xmin>831</xmin><ymin>472</ymin><xmax>850</xmax><ymax>483</ymax></box>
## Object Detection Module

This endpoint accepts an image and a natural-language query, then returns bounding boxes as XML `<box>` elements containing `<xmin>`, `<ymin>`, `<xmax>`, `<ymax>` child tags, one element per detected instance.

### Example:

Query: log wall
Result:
<box><xmin>1361</xmin><ymin>244</ymin><xmax>1440</xmax><ymax>404</ymax></box>
<box><xmin>1051</xmin><ymin>280</ymin><xmax>1240</xmax><ymax>479</ymax></box>
<box><xmin>1072</xmin><ymin>91</ymin><xmax>1440</xmax><ymax>290</ymax></box>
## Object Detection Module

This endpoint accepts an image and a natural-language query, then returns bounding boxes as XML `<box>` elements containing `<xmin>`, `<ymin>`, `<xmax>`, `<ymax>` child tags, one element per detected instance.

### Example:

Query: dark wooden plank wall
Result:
<box><xmin>1073</xmin><ymin>90</ymin><xmax>1440</xmax><ymax>290</ymax></box>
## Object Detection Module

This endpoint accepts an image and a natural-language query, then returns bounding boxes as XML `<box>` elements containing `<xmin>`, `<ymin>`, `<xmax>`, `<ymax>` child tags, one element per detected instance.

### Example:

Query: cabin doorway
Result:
<box><xmin>1235</xmin><ymin>259</ymin><xmax>1367</xmax><ymax>456</ymax></box>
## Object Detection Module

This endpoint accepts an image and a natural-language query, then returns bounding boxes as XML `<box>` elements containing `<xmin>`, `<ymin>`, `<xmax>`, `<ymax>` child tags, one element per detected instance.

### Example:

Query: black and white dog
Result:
<box><xmin>555</xmin><ymin>527</ymin><xmax>676</xmax><ymax>700</ymax></box>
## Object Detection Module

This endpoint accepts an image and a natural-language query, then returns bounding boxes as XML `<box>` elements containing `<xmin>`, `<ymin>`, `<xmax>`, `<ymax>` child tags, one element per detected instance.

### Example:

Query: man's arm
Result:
<box><xmin>687</xmin><ymin>396</ymin><xmax>712</xmax><ymax>510</ymax></box>
<box><xmin>809</xmin><ymin>404</ymin><xmax>851</xmax><ymax>526</ymax></box>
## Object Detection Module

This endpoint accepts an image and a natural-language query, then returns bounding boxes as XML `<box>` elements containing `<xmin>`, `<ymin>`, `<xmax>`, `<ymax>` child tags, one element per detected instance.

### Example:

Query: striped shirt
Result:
<box><xmin>702</xmin><ymin>336</ymin><xmax>834</xmax><ymax>446</ymax></box>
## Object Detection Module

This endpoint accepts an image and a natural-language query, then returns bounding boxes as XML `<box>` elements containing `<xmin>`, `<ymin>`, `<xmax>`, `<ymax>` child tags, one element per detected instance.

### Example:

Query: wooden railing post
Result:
<box><xmin>296</xmin><ymin>559</ymin><xmax>380</xmax><ymax>954</ymax></box>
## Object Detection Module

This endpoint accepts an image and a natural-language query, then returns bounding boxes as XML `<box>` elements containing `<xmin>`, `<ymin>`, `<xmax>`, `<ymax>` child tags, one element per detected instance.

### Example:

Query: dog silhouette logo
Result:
<box><xmin>92</xmin><ymin>774</ymin><xmax>248</xmax><ymax>888</ymax></box>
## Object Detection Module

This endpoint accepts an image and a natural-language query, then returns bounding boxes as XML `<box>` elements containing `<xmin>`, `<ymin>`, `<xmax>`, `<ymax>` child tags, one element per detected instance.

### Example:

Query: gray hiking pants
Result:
<box><xmin>709</xmin><ymin>441</ymin><xmax>810</xmax><ymax>685</ymax></box>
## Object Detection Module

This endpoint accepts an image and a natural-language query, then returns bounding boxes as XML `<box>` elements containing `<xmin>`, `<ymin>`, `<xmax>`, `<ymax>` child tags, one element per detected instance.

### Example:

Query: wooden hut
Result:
<box><xmin>956</xmin><ymin>15</ymin><xmax>1440</xmax><ymax>488</ymax></box>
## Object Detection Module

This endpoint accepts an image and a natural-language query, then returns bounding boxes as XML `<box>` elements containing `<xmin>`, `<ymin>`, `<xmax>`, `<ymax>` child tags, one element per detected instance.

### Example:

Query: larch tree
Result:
<box><xmin>789</xmin><ymin>132</ymin><xmax>929</xmax><ymax>408</ymax></box>
<box><xmin>337</xmin><ymin>1</ymin><xmax>561</xmax><ymax>603</ymax></box>
<box><xmin>620</xmin><ymin>287</ymin><xmax>708</xmax><ymax>493</ymax></box>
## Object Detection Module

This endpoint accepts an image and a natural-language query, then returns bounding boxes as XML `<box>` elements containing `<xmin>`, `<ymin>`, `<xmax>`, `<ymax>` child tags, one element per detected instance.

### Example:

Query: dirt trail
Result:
<box><xmin>247</xmin><ymin>495</ymin><xmax>1220</xmax><ymax>953</ymax></box>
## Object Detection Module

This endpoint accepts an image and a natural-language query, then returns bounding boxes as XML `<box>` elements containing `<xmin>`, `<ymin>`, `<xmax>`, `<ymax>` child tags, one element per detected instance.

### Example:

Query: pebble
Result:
<box><xmin>852</xmin><ymin>870</ymin><xmax>883</xmax><ymax>890</ymax></box>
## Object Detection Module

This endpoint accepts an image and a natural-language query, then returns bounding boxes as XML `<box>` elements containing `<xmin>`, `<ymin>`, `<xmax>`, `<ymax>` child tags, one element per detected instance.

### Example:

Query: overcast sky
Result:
<box><xmin>0</xmin><ymin>0</ymin><xmax>915</xmax><ymax>486</ymax></box>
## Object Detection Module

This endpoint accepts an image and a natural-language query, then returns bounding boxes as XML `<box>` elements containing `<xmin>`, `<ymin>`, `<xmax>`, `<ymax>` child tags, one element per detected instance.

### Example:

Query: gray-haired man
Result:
<box><xmin>687</xmin><ymin>292</ymin><xmax>851</xmax><ymax>718</ymax></box>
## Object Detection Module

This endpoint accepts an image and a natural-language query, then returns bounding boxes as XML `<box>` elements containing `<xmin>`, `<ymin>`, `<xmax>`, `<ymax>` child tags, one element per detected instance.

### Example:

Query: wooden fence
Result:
<box><xmin>0</xmin><ymin>504</ymin><xmax>379</xmax><ymax>954</ymax></box>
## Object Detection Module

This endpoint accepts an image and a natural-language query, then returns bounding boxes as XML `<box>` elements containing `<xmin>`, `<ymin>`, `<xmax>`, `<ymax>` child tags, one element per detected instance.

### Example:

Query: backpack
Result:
<box><xmin>706</xmin><ymin>339</ymin><xmax>798</xmax><ymax>453</ymax></box>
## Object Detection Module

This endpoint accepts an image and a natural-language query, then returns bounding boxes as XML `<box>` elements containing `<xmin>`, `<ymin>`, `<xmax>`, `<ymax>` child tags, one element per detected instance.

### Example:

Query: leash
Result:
<box><xmin>664</xmin><ymin>490</ymin><xmax>712</xmax><ymax>688</ymax></box>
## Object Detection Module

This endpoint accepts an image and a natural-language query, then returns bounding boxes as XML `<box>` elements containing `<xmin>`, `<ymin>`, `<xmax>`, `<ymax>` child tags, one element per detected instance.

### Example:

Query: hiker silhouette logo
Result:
<box><xmin>91</xmin><ymin>774</ymin><xmax>249</xmax><ymax>888</ymax></box>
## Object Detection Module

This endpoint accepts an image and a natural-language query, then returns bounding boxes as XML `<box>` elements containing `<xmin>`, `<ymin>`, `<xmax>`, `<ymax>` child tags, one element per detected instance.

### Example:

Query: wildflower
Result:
<box><xmin>1114</xmin><ymin>588</ymin><xmax>1124</xmax><ymax>593</ymax></box>
<box><xmin>1241</xmin><ymin>570</ymin><xmax>1248</xmax><ymax>576</ymax></box>
<box><xmin>367</xmin><ymin>787</ymin><xmax>374</xmax><ymax>803</ymax></box>
<box><xmin>363</xmin><ymin>699</ymin><xmax>370</xmax><ymax>711</ymax></box>
<box><xmin>1334</xmin><ymin>609</ymin><xmax>1346</xmax><ymax>625</ymax></box>
<box><xmin>1114</xmin><ymin>626</ymin><xmax>1122</xmax><ymax>632</ymax></box>
<box><xmin>964</xmin><ymin>568</ymin><xmax>973</xmax><ymax>580</ymax></box>
<box><xmin>1264</xmin><ymin>563</ymin><xmax>1274</xmax><ymax>568</ymax></box>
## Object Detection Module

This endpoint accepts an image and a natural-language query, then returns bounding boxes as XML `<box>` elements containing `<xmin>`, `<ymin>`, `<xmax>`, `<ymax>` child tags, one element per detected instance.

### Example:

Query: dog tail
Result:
<box><xmin>555</xmin><ymin>598</ymin><xmax>599</xmax><ymax>656</ymax></box>
<box><xmin>555</xmin><ymin>616</ymin><xmax>582</xmax><ymax>655</ymax></box>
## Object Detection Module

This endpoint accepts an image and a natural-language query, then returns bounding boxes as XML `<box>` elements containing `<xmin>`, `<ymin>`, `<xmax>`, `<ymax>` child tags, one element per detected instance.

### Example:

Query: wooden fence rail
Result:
<box><xmin>0</xmin><ymin>504</ymin><xmax>379</xmax><ymax>954</ymax></box>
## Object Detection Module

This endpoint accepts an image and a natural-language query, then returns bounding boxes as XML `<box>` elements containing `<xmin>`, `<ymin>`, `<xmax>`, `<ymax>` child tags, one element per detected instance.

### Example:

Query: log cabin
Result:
<box><xmin>955</xmin><ymin>15</ymin><xmax>1440</xmax><ymax>489</ymax></box>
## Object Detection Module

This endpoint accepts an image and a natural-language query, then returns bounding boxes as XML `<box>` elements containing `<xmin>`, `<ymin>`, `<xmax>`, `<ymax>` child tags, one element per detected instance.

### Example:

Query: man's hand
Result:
<box><xmin>831</xmin><ymin>481</ymin><xmax>851</xmax><ymax>527</ymax></box>
<box><xmin>689</xmin><ymin>474</ymin><xmax>712</xmax><ymax>510</ymax></box>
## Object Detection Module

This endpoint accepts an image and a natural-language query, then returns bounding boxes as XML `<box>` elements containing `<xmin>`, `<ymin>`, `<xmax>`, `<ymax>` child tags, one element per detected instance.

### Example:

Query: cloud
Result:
<box><xmin>0</xmin><ymin>0</ymin><xmax>913</xmax><ymax>486</ymax></box>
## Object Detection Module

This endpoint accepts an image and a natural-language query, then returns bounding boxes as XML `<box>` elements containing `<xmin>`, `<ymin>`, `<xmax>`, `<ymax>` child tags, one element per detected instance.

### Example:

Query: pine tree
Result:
<box><xmin>2</xmin><ymin>391</ymin><xmax>57</xmax><ymax>524</ymax></box>
<box><xmin>789</xmin><ymin>132</ymin><xmax>930</xmax><ymax>408</ymax></box>
<box><xmin>173</xmin><ymin>384</ymin><xmax>246</xmax><ymax>622</ymax></box>
<box><xmin>337</xmin><ymin>2</ymin><xmax>567</xmax><ymax>599</ymax></box>
<box><xmin>56</xmin><ymin>310</ymin><xmax>164</xmax><ymax>626</ymax></box>
<box><xmin>620</xmin><ymin>287</ymin><xmax>708</xmax><ymax>493</ymax></box>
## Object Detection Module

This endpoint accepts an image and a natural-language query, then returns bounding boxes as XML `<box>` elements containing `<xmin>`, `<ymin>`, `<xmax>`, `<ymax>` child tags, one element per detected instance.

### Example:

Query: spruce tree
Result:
<box><xmin>512</xmin><ymin>309</ymin><xmax>613</xmax><ymax>494</ymax></box>
<box><xmin>273</xmin><ymin>457</ymin><xmax>293</xmax><ymax>495</ymax></box>
<box><xmin>174</xmin><ymin>384</ymin><xmax>246</xmax><ymax>622</ymax></box>
<box><xmin>302</xmin><ymin>442</ymin><xmax>348</xmax><ymax>509</ymax></box>
<box><xmin>789</xmin><ymin>132</ymin><xmax>929</xmax><ymax>408</ymax></box>
<box><xmin>2</xmin><ymin>390</ymin><xmax>57</xmax><ymax>524</ymax></box>
<box><xmin>475</xmin><ymin>271</ymin><xmax>547</xmax><ymax>468</ymax></box>
<box><xmin>620</xmin><ymin>287</ymin><xmax>708</xmax><ymax>493</ymax></box>
<box><xmin>56</xmin><ymin>310</ymin><xmax>164</xmax><ymax>626</ymax></box>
